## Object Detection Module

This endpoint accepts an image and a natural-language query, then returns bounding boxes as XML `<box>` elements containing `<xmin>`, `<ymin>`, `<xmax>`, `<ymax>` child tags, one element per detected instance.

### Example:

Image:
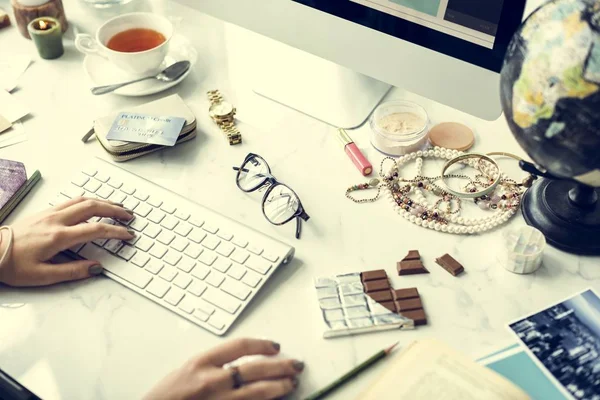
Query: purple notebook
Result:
<box><xmin>0</xmin><ymin>159</ymin><xmax>27</xmax><ymax>209</ymax></box>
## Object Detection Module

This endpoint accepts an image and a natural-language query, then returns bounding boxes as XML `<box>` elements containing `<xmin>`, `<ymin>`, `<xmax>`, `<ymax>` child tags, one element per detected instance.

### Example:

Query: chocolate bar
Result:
<box><xmin>364</xmin><ymin>279</ymin><xmax>390</xmax><ymax>293</ymax></box>
<box><xmin>361</xmin><ymin>269</ymin><xmax>387</xmax><ymax>282</ymax></box>
<box><xmin>435</xmin><ymin>254</ymin><xmax>464</xmax><ymax>276</ymax></box>
<box><xmin>395</xmin><ymin>298</ymin><xmax>423</xmax><ymax>312</ymax></box>
<box><xmin>397</xmin><ymin>260</ymin><xmax>429</xmax><ymax>275</ymax></box>
<box><xmin>0</xmin><ymin>9</ymin><xmax>10</xmax><ymax>29</ymax></box>
<box><xmin>402</xmin><ymin>309</ymin><xmax>427</xmax><ymax>326</ymax></box>
<box><xmin>403</xmin><ymin>250</ymin><xmax>421</xmax><ymax>260</ymax></box>
<box><xmin>392</xmin><ymin>288</ymin><xmax>419</xmax><ymax>300</ymax></box>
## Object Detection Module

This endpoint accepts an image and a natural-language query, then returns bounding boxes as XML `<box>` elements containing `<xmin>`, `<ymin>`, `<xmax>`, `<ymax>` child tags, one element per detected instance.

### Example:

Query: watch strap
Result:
<box><xmin>207</xmin><ymin>90</ymin><xmax>242</xmax><ymax>146</ymax></box>
<box><xmin>207</xmin><ymin>90</ymin><xmax>223</xmax><ymax>106</ymax></box>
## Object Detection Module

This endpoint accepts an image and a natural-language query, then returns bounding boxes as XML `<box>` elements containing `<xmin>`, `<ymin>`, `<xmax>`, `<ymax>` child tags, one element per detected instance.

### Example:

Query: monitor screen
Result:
<box><xmin>292</xmin><ymin>0</ymin><xmax>526</xmax><ymax>72</ymax></box>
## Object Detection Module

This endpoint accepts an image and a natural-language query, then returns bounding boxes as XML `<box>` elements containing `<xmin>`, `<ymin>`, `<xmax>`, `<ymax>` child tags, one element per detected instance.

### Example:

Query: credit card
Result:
<box><xmin>106</xmin><ymin>112</ymin><xmax>186</xmax><ymax>147</ymax></box>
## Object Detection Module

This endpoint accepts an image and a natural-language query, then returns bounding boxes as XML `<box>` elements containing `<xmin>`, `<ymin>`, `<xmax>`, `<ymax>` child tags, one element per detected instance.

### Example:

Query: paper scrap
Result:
<box><xmin>0</xmin><ymin>90</ymin><xmax>29</xmax><ymax>123</ymax></box>
<box><xmin>0</xmin><ymin>55</ymin><xmax>32</xmax><ymax>92</ymax></box>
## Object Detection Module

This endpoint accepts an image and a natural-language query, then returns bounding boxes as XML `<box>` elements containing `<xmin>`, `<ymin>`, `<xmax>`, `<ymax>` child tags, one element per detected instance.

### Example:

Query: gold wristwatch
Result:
<box><xmin>207</xmin><ymin>90</ymin><xmax>242</xmax><ymax>145</ymax></box>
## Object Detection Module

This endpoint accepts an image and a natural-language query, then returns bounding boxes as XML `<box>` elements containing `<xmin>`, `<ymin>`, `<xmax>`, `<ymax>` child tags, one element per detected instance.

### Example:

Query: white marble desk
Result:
<box><xmin>0</xmin><ymin>0</ymin><xmax>598</xmax><ymax>399</ymax></box>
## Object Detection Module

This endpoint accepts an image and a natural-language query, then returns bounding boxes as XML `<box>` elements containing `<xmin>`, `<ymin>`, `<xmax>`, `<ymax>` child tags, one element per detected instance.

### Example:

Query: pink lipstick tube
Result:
<box><xmin>337</xmin><ymin>128</ymin><xmax>373</xmax><ymax>176</ymax></box>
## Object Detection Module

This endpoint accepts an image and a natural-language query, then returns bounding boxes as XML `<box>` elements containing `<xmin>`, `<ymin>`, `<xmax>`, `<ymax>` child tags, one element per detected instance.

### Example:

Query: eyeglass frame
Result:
<box><xmin>233</xmin><ymin>153</ymin><xmax>310</xmax><ymax>239</ymax></box>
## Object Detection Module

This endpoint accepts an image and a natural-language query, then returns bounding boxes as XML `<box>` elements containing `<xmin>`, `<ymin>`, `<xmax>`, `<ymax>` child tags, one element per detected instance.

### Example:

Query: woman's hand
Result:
<box><xmin>0</xmin><ymin>197</ymin><xmax>135</xmax><ymax>287</ymax></box>
<box><xmin>144</xmin><ymin>338</ymin><xmax>304</xmax><ymax>400</ymax></box>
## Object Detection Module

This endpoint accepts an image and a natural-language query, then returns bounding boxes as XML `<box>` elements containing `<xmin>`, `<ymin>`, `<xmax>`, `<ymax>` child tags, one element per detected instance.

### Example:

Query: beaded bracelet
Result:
<box><xmin>0</xmin><ymin>226</ymin><xmax>14</xmax><ymax>271</ymax></box>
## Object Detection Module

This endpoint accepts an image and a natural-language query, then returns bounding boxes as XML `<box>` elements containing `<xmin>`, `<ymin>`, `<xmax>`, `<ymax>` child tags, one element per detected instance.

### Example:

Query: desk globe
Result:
<box><xmin>500</xmin><ymin>0</ymin><xmax>600</xmax><ymax>255</ymax></box>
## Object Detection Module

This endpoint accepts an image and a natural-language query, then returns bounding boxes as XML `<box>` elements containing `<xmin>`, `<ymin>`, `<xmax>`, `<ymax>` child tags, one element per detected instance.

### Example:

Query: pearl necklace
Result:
<box><xmin>383</xmin><ymin>147</ymin><xmax>521</xmax><ymax>235</ymax></box>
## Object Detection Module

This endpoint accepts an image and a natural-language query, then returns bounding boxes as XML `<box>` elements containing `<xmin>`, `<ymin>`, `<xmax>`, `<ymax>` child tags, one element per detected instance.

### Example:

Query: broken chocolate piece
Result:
<box><xmin>402</xmin><ymin>309</ymin><xmax>427</xmax><ymax>326</ymax></box>
<box><xmin>435</xmin><ymin>254</ymin><xmax>464</xmax><ymax>276</ymax></box>
<box><xmin>395</xmin><ymin>298</ymin><xmax>423</xmax><ymax>312</ymax></box>
<box><xmin>380</xmin><ymin>301</ymin><xmax>397</xmax><ymax>313</ymax></box>
<box><xmin>363</xmin><ymin>279</ymin><xmax>390</xmax><ymax>293</ymax></box>
<box><xmin>403</xmin><ymin>250</ymin><xmax>421</xmax><ymax>261</ymax></box>
<box><xmin>392</xmin><ymin>288</ymin><xmax>419</xmax><ymax>300</ymax></box>
<box><xmin>361</xmin><ymin>269</ymin><xmax>387</xmax><ymax>282</ymax></box>
<box><xmin>0</xmin><ymin>9</ymin><xmax>10</xmax><ymax>29</ymax></box>
<box><xmin>397</xmin><ymin>260</ymin><xmax>429</xmax><ymax>275</ymax></box>
<box><xmin>367</xmin><ymin>290</ymin><xmax>392</xmax><ymax>303</ymax></box>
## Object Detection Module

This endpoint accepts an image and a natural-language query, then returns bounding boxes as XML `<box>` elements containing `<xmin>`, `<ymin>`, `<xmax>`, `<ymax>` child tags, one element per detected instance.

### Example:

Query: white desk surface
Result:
<box><xmin>0</xmin><ymin>0</ymin><xmax>598</xmax><ymax>399</ymax></box>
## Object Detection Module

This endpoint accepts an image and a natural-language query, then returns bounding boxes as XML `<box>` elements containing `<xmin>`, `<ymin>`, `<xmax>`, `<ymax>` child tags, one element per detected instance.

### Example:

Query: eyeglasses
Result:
<box><xmin>233</xmin><ymin>153</ymin><xmax>309</xmax><ymax>239</ymax></box>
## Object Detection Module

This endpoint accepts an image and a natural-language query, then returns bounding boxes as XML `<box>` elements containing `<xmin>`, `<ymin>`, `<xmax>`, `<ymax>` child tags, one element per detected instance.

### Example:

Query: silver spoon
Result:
<box><xmin>91</xmin><ymin>61</ymin><xmax>191</xmax><ymax>95</ymax></box>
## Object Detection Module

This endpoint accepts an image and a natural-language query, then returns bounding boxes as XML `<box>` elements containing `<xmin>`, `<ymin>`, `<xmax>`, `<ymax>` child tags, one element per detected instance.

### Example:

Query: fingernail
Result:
<box><xmin>293</xmin><ymin>360</ymin><xmax>305</xmax><ymax>372</ymax></box>
<box><xmin>111</xmin><ymin>202</ymin><xmax>124</xmax><ymax>207</ymax></box>
<box><xmin>272</xmin><ymin>341</ymin><xmax>280</xmax><ymax>351</ymax></box>
<box><xmin>125</xmin><ymin>208</ymin><xmax>135</xmax><ymax>215</ymax></box>
<box><xmin>292</xmin><ymin>377</ymin><xmax>299</xmax><ymax>389</ymax></box>
<box><xmin>89</xmin><ymin>264</ymin><xmax>103</xmax><ymax>275</ymax></box>
<box><xmin>127</xmin><ymin>229</ymin><xmax>136</xmax><ymax>237</ymax></box>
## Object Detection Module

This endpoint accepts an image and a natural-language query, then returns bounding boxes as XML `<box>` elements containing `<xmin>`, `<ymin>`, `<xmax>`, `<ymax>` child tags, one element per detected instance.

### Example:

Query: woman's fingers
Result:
<box><xmin>225</xmin><ymin>378</ymin><xmax>297</xmax><ymax>400</ymax></box>
<box><xmin>236</xmin><ymin>358</ymin><xmax>303</xmax><ymax>383</ymax></box>
<box><xmin>8</xmin><ymin>260</ymin><xmax>103</xmax><ymax>287</ymax></box>
<box><xmin>199</xmin><ymin>339</ymin><xmax>281</xmax><ymax>367</ymax></box>
<box><xmin>58</xmin><ymin>223</ymin><xmax>134</xmax><ymax>251</ymax></box>
<box><xmin>56</xmin><ymin>198</ymin><xmax>133</xmax><ymax>226</ymax></box>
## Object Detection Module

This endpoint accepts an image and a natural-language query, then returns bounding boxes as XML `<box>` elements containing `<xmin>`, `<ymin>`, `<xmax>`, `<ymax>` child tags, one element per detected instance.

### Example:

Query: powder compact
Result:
<box><xmin>369</xmin><ymin>100</ymin><xmax>430</xmax><ymax>156</ymax></box>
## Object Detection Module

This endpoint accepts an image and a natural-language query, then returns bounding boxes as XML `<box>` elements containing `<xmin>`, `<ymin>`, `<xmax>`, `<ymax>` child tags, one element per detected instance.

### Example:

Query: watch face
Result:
<box><xmin>210</xmin><ymin>102</ymin><xmax>234</xmax><ymax>117</ymax></box>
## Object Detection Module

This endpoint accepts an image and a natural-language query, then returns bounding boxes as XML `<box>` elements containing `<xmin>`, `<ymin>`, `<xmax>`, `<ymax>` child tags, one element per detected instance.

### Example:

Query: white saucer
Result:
<box><xmin>83</xmin><ymin>35</ymin><xmax>198</xmax><ymax>97</ymax></box>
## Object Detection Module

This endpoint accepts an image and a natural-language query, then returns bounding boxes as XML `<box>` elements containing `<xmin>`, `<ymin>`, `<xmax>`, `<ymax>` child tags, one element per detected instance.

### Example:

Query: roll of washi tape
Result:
<box><xmin>429</xmin><ymin>122</ymin><xmax>475</xmax><ymax>151</ymax></box>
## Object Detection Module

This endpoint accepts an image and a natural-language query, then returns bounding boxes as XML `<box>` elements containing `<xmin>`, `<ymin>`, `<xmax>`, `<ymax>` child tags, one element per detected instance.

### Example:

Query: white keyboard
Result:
<box><xmin>50</xmin><ymin>159</ymin><xmax>295</xmax><ymax>336</ymax></box>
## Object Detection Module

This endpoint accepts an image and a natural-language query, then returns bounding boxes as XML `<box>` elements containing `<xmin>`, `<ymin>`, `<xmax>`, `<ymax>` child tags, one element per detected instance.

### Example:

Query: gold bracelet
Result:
<box><xmin>487</xmin><ymin>152</ymin><xmax>537</xmax><ymax>188</ymax></box>
<box><xmin>440</xmin><ymin>153</ymin><xmax>501</xmax><ymax>199</ymax></box>
<box><xmin>0</xmin><ymin>226</ymin><xmax>14</xmax><ymax>272</ymax></box>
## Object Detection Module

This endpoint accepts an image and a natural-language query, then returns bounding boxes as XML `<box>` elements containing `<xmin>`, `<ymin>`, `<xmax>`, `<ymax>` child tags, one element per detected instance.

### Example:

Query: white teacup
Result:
<box><xmin>75</xmin><ymin>13</ymin><xmax>173</xmax><ymax>76</ymax></box>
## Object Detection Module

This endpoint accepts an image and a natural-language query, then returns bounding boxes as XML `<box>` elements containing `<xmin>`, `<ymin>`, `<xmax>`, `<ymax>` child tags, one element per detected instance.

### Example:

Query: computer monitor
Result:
<box><xmin>176</xmin><ymin>0</ymin><xmax>526</xmax><ymax>124</ymax></box>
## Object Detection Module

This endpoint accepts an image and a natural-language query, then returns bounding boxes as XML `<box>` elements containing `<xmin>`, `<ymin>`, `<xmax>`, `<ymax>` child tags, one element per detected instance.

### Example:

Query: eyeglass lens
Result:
<box><xmin>264</xmin><ymin>185</ymin><xmax>300</xmax><ymax>224</ymax></box>
<box><xmin>237</xmin><ymin>156</ymin><xmax>270</xmax><ymax>191</ymax></box>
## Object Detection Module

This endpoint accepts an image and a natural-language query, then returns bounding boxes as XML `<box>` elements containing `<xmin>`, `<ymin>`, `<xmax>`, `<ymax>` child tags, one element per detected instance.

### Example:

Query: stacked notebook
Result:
<box><xmin>0</xmin><ymin>160</ymin><xmax>41</xmax><ymax>224</ymax></box>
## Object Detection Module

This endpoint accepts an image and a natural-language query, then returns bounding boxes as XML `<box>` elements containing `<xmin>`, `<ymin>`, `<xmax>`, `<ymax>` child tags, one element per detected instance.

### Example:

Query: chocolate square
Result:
<box><xmin>435</xmin><ymin>254</ymin><xmax>464</xmax><ymax>276</ymax></box>
<box><xmin>397</xmin><ymin>260</ymin><xmax>429</xmax><ymax>276</ymax></box>
<box><xmin>403</xmin><ymin>250</ymin><xmax>421</xmax><ymax>261</ymax></box>
<box><xmin>368</xmin><ymin>290</ymin><xmax>392</xmax><ymax>303</ymax></box>
<box><xmin>363</xmin><ymin>279</ymin><xmax>390</xmax><ymax>293</ymax></box>
<box><xmin>361</xmin><ymin>269</ymin><xmax>387</xmax><ymax>282</ymax></box>
<box><xmin>392</xmin><ymin>288</ymin><xmax>419</xmax><ymax>300</ymax></box>
<box><xmin>402</xmin><ymin>309</ymin><xmax>427</xmax><ymax>326</ymax></box>
<box><xmin>380</xmin><ymin>301</ymin><xmax>397</xmax><ymax>313</ymax></box>
<box><xmin>395</xmin><ymin>298</ymin><xmax>423</xmax><ymax>312</ymax></box>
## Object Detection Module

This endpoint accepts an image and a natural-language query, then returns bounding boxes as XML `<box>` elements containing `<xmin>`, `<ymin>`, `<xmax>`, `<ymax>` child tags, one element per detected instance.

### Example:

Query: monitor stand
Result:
<box><xmin>225</xmin><ymin>25</ymin><xmax>391</xmax><ymax>129</ymax></box>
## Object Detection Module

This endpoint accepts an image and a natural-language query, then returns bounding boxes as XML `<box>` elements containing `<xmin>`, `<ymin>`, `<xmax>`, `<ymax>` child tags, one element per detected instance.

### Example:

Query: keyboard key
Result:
<box><xmin>72</xmin><ymin>173</ymin><xmax>89</xmax><ymax>187</ymax></box>
<box><xmin>193</xmin><ymin>309</ymin><xmax>209</xmax><ymax>322</ymax></box>
<box><xmin>231</xmin><ymin>249</ymin><xmax>250</xmax><ymax>265</ymax></box>
<box><xmin>159</xmin><ymin>266</ymin><xmax>178</xmax><ymax>282</ymax></box>
<box><xmin>79</xmin><ymin>244</ymin><xmax>152</xmax><ymax>289</ymax></box>
<box><xmin>216</xmin><ymin>242</ymin><xmax>235</xmax><ymax>257</ymax></box>
<box><xmin>83</xmin><ymin>180</ymin><xmax>101</xmax><ymax>193</ymax></box>
<box><xmin>107</xmin><ymin>177</ymin><xmax>123</xmax><ymax>189</ymax></box>
<box><xmin>121</xmin><ymin>184</ymin><xmax>136</xmax><ymax>195</ymax></box>
<box><xmin>69</xmin><ymin>243</ymin><xmax>85</xmax><ymax>253</ymax></box>
<box><xmin>117</xmin><ymin>245</ymin><xmax>137</xmax><ymax>261</ymax></box>
<box><xmin>248</xmin><ymin>245</ymin><xmax>263</xmax><ymax>256</ymax></box>
<box><xmin>242</xmin><ymin>271</ymin><xmax>262</xmax><ymax>288</ymax></box>
<box><xmin>206</xmin><ymin>271</ymin><xmax>225</xmax><ymax>287</ymax></box>
<box><xmin>82</xmin><ymin>167</ymin><xmax>97</xmax><ymax>177</ymax></box>
<box><xmin>148</xmin><ymin>209</ymin><xmax>166</xmax><ymax>224</ymax></box>
<box><xmin>131</xmin><ymin>252</ymin><xmax>150</xmax><ymax>267</ymax></box>
<box><xmin>203</xmin><ymin>287</ymin><xmax>240</xmax><ymax>314</ymax></box>
<box><xmin>146</xmin><ymin>279</ymin><xmax>170</xmax><ymax>298</ymax></box>
<box><xmin>134</xmin><ymin>190</ymin><xmax>149</xmax><ymax>201</ymax></box>
<box><xmin>196</xmin><ymin>299</ymin><xmax>215</xmax><ymax>316</ymax></box>
<box><xmin>157</xmin><ymin>231</ymin><xmax>176</xmax><ymax>245</ymax></box>
<box><xmin>171</xmin><ymin>237</ymin><xmax>189</xmax><ymax>252</ymax></box>
<box><xmin>208</xmin><ymin>313</ymin><xmax>227</xmax><ymax>330</ymax></box>
<box><xmin>88</xmin><ymin>216</ymin><xmax>102</xmax><ymax>223</ymax></box>
<box><xmin>245</xmin><ymin>256</ymin><xmax>272</xmax><ymax>275</ymax></box>
<box><xmin>135</xmin><ymin>236</ymin><xmax>154</xmax><ymax>252</ymax></box>
<box><xmin>123</xmin><ymin>197</ymin><xmax>139</xmax><ymax>211</ymax></box>
<box><xmin>199</xmin><ymin>250</ymin><xmax>217</xmax><ymax>266</ymax></box>
<box><xmin>125</xmin><ymin>234</ymin><xmax>141</xmax><ymax>246</ymax></box>
<box><xmin>174</xmin><ymin>223</ymin><xmax>192</xmax><ymax>237</ymax></box>
<box><xmin>164</xmin><ymin>288</ymin><xmax>185</xmax><ymax>306</ymax></box>
<box><xmin>145</xmin><ymin>260</ymin><xmax>163</xmax><ymax>275</ymax></box>
<box><xmin>178</xmin><ymin>297</ymin><xmax>196</xmax><ymax>314</ymax></box>
<box><xmin>99</xmin><ymin>218</ymin><xmax>116</xmax><ymax>225</ymax></box>
<box><xmin>202</xmin><ymin>224</ymin><xmax>219</xmax><ymax>234</ymax></box>
<box><xmin>227</xmin><ymin>264</ymin><xmax>246</xmax><ymax>280</ymax></box>
<box><xmin>187</xmin><ymin>280</ymin><xmax>207</xmax><ymax>296</ymax></box>
<box><xmin>108</xmin><ymin>191</ymin><xmax>127</xmax><ymax>204</ymax></box>
<box><xmin>150</xmin><ymin>243</ymin><xmax>168</xmax><ymax>259</ymax></box>
<box><xmin>222</xmin><ymin>278</ymin><xmax>251</xmax><ymax>301</ymax></box>
<box><xmin>217</xmin><ymin>231</ymin><xmax>233</xmax><ymax>241</ymax></box>
<box><xmin>191</xmin><ymin>265</ymin><xmax>210</xmax><ymax>280</ymax></box>
<box><xmin>175</xmin><ymin>210</ymin><xmax>190</xmax><ymax>220</ymax></box>
<box><xmin>143</xmin><ymin>223</ymin><xmax>162</xmax><ymax>239</ymax></box>
<box><xmin>232</xmin><ymin>237</ymin><xmax>248</xmax><ymax>248</ymax></box>
<box><xmin>163</xmin><ymin>250</ymin><xmax>182</xmax><ymax>266</ymax></box>
<box><xmin>177</xmin><ymin>257</ymin><xmax>196</xmax><ymax>273</ymax></box>
<box><xmin>161</xmin><ymin>204</ymin><xmax>177</xmax><ymax>214</ymax></box>
<box><xmin>61</xmin><ymin>186</ymin><xmax>85</xmax><ymax>199</ymax></box>
<box><xmin>93</xmin><ymin>238</ymin><xmax>108</xmax><ymax>247</ymax></box>
<box><xmin>189</xmin><ymin>217</ymin><xmax>204</xmax><ymax>228</ymax></box>
<box><xmin>147</xmin><ymin>196</ymin><xmax>163</xmax><ymax>208</ymax></box>
<box><xmin>184</xmin><ymin>244</ymin><xmax>203</xmax><ymax>259</ymax></box>
<box><xmin>213</xmin><ymin>258</ymin><xmax>232</xmax><ymax>273</ymax></box>
<box><xmin>173</xmin><ymin>274</ymin><xmax>192</xmax><ymax>289</ymax></box>
<box><xmin>201</xmin><ymin>236</ymin><xmax>220</xmax><ymax>250</ymax></box>
<box><xmin>188</xmin><ymin>228</ymin><xmax>207</xmax><ymax>244</ymax></box>
<box><xmin>134</xmin><ymin>203</ymin><xmax>152</xmax><ymax>218</ymax></box>
<box><xmin>262</xmin><ymin>252</ymin><xmax>280</xmax><ymax>263</ymax></box>
<box><xmin>129</xmin><ymin>218</ymin><xmax>148</xmax><ymax>232</ymax></box>
<box><xmin>96</xmin><ymin>186</ymin><xmax>114</xmax><ymax>199</ymax></box>
<box><xmin>161</xmin><ymin>216</ymin><xmax>179</xmax><ymax>230</ymax></box>
<box><xmin>95</xmin><ymin>171</ymin><xmax>110</xmax><ymax>183</ymax></box>
<box><xmin>104</xmin><ymin>239</ymin><xmax>123</xmax><ymax>254</ymax></box>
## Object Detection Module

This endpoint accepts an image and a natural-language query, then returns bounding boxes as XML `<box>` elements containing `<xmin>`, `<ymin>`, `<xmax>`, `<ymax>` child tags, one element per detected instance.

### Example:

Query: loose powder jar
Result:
<box><xmin>370</xmin><ymin>100</ymin><xmax>430</xmax><ymax>156</ymax></box>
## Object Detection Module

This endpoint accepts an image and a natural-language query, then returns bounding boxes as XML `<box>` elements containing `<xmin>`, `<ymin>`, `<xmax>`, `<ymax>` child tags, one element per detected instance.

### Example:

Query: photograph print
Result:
<box><xmin>509</xmin><ymin>289</ymin><xmax>600</xmax><ymax>400</ymax></box>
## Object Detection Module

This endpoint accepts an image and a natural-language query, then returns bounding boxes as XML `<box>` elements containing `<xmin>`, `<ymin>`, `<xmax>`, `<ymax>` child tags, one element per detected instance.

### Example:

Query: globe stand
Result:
<box><xmin>521</xmin><ymin>178</ymin><xmax>600</xmax><ymax>255</ymax></box>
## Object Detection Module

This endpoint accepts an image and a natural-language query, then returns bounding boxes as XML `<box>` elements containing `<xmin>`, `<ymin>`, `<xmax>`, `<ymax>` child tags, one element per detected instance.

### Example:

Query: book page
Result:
<box><xmin>358</xmin><ymin>339</ymin><xmax>530</xmax><ymax>400</ymax></box>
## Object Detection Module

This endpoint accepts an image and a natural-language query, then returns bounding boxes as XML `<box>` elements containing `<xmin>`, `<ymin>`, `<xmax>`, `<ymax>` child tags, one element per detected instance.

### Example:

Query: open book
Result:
<box><xmin>358</xmin><ymin>339</ymin><xmax>530</xmax><ymax>400</ymax></box>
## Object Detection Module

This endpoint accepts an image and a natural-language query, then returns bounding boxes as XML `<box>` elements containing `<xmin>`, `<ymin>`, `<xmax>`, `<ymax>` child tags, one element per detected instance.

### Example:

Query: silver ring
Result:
<box><xmin>230</xmin><ymin>366</ymin><xmax>244</xmax><ymax>389</ymax></box>
<box><xmin>440</xmin><ymin>153</ymin><xmax>501</xmax><ymax>199</ymax></box>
